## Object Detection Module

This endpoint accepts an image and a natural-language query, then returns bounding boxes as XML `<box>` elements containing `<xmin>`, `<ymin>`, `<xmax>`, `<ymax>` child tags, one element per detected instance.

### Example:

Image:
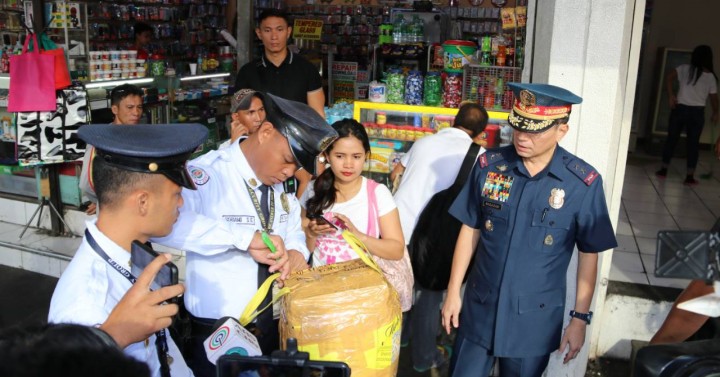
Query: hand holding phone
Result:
<box><xmin>102</xmin><ymin>253</ymin><xmax>184</xmax><ymax>348</ymax></box>
<box><xmin>130</xmin><ymin>241</ymin><xmax>179</xmax><ymax>302</ymax></box>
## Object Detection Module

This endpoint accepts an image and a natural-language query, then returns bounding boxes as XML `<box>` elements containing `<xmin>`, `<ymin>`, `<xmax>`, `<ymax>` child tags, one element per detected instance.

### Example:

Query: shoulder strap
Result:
<box><xmin>450</xmin><ymin>143</ymin><xmax>481</xmax><ymax>194</ymax></box>
<box><xmin>366</xmin><ymin>179</ymin><xmax>380</xmax><ymax>238</ymax></box>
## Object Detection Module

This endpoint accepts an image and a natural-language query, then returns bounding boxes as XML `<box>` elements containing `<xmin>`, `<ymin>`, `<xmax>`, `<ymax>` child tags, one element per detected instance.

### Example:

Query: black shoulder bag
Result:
<box><xmin>408</xmin><ymin>143</ymin><xmax>480</xmax><ymax>291</ymax></box>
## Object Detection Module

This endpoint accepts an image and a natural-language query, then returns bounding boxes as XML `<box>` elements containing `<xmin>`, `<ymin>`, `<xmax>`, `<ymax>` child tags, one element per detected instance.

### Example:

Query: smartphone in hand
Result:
<box><xmin>130</xmin><ymin>241</ymin><xmax>179</xmax><ymax>303</ymax></box>
<box><xmin>307</xmin><ymin>214</ymin><xmax>339</xmax><ymax>230</ymax></box>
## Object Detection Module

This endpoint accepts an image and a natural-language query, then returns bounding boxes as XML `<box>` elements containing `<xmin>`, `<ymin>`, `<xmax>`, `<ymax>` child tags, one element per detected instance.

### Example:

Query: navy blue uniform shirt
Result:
<box><xmin>449</xmin><ymin>145</ymin><xmax>617</xmax><ymax>357</ymax></box>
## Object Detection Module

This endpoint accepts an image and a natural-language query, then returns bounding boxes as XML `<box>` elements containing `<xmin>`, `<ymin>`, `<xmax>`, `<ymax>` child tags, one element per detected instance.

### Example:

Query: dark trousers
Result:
<box><xmin>662</xmin><ymin>104</ymin><xmax>707</xmax><ymax>172</ymax></box>
<box><xmin>185</xmin><ymin>314</ymin><xmax>280</xmax><ymax>377</ymax></box>
<box><xmin>407</xmin><ymin>287</ymin><xmax>445</xmax><ymax>369</ymax></box>
<box><xmin>450</xmin><ymin>332</ymin><xmax>550</xmax><ymax>377</ymax></box>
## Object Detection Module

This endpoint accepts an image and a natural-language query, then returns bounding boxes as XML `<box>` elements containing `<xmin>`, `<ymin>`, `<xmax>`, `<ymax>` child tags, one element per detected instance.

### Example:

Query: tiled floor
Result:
<box><xmin>612</xmin><ymin>149</ymin><xmax>720</xmax><ymax>289</ymax></box>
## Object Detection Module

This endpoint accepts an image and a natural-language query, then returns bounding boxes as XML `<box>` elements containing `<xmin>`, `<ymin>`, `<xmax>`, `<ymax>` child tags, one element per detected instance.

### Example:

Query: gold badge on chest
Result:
<box><xmin>280</xmin><ymin>192</ymin><xmax>290</xmax><ymax>212</ymax></box>
<box><xmin>544</xmin><ymin>234</ymin><xmax>554</xmax><ymax>246</ymax></box>
<box><xmin>485</xmin><ymin>219</ymin><xmax>494</xmax><ymax>232</ymax></box>
<box><xmin>549</xmin><ymin>188</ymin><xmax>565</xmax><ymax>210</ymax></box>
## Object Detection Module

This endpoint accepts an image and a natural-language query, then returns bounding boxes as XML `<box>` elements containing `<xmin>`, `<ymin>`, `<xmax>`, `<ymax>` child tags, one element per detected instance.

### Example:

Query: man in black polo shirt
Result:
<box><xmin>236</xmin><ymin>9</ymin><xmax>325</xmax><ymax>118</ymax></box>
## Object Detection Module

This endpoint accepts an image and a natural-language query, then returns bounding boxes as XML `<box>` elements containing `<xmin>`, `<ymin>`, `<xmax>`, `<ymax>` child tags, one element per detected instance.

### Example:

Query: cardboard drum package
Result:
<box><xmin>280</xmin><ymin>258</ymin><xmax>402</xmax><ymax>377</ymax></box>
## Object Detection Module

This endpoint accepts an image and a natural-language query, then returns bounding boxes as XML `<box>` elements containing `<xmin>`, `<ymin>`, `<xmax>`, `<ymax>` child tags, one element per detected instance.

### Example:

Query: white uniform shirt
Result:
<box><xmin>393</xmin><ymin>127</ymin><xmax>485</xmax><ymax>242</ymax></box>
<box><xmin>153</xmin><ymin>140</ymin><xmax>309</xmax><ymax>319</ymax></box>
<box><xmin>676</xmin><ymin>64</ymin><xmax>718</xmax><ymax>106</ymax></box>
<box><xmin>48</xmin><ymin>221</ymin><xmax>192</xmax><ymax>377</ymax></box>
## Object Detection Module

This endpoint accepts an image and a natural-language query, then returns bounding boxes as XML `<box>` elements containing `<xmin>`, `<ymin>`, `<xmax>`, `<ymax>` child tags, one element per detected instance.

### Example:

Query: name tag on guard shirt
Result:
<box><xmin>222</xmin><ymin>215</ymin><xmax>255</xmax><ymax>225</ymax></box>
<box><xmin>481</xmin><ymin>172</ymin><xmax>514</xmax><ymax>203</ymax></box>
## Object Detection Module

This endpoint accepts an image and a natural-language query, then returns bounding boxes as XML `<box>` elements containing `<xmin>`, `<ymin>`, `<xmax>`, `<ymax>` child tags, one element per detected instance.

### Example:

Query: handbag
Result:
<box><xmin>29</xmin><ymin>33</ymin><xmax>72</xmax><ymax>90</ymax></box>
<box><xmin>366</xmin><ymin>179</ymin><xmax>414</xmax><ymax>312</ymax></box>
<box><xmin>408</xmin><ymin>143</ymin><xmax>480</xmax><ymax>291</ymax></box>
<box><xmin>242</xmin><ymin>232</ymin><xmax>402</xmax><ymax>377</ymax></box>
<box><xmin>8</xmin><ymin>34</ymin><xmax>57</xmax><ymax>112</ymax></box>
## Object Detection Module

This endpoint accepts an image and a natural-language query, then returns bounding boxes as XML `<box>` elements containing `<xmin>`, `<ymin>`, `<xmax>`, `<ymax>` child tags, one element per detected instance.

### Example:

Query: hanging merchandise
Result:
<box><xmin>29</xmin><ymin>33</ymin><xmax>72</xmax><ymax>90</ymax></box>
<box><xmin>404</xmin><ymin>70</ymin><xmax>424</xmax><ymax>106</ymax></box>
<box><xmin>15</xmin><ymin>87</ymin><xmax>89</xmax><ymax>165</ymax></box>
<box><xmin>443</xmin><ymin>72</ymin><xmax>462</xmax><ymax>108</ymax></box>
<box><xmin>423</xmin><ymin>71</ymin><xmax>442</xmax><ymax>107</ymax></box>
<box><xmin>8</xmin><ymin>34</ymin><xmax>56</xmax><ymax>112</ymax></box>
<box><xmin>386</xmin><ymin>69</ymin><xmax>405</xmax><ymax>104</ymax></box>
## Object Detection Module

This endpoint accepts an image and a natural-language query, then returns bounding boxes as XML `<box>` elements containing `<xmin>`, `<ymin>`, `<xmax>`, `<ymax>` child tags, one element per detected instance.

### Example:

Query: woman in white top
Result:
<box><xmin>657</xmin><ymin>45</ymin><xmax>719</xmax><ymax>185</ymax></box>
<box><xmin>300</xmin><ymin>119</ymin><xmax>404</xmax><ymax>267</ymax></box>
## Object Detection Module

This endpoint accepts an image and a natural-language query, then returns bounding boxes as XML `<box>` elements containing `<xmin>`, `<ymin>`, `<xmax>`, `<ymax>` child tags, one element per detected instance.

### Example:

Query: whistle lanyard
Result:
<box><xmin>85</xmin><ymin>229</ymin><xmax>171</xmax><ymax>377</ymax></box>
<box><xmin>244</xmin><ymin>181</ymin><xmax>275</xmax><ymax>232</ymax></box>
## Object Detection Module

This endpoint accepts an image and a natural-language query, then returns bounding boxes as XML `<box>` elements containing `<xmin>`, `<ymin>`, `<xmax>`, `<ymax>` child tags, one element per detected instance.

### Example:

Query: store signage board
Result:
<box><xmin>331</xmin><ymin>61</ymin><xmax>358</xmax><ymax>102</ymax></box>
<box><xmin>293</xmin><ymin>19</ymin><xmax>323</xmax><ymax>41</ymax></box>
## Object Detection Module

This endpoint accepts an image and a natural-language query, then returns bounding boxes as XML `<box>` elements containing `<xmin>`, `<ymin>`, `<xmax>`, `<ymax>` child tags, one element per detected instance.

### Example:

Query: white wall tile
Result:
<box><xmin>0</xmin><ymin>246</ymin><xmax>22</xmax><ymax>268</ymax></box>
<box><xmin>22</xmin><ymin>252</ymin><xmax>52</xmax><ymax>276</ymax></box>
<box><xmin>0</xmin><ymin>198</ymin><xmax>28</xmax><ymax>224</ymax></box>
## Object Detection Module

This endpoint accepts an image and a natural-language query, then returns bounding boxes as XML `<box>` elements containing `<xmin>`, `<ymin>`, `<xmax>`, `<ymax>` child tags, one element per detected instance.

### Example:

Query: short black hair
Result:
<box><xmin>454</xmin><ymin>102</ymin><xmax>489</xmax><ymax>138</ymax></box>
<box><xmin>0</xmin><ymin>323</ymin><xmax>150</xmax><ymax>377</ymax></box>
<box><xmin>134</xmin><ymin>22</ymin><xmax>153</xmax><ymax>39</ymax></box>
<box><xmin>257</xmin><ymin>9</ymin><xmax>290</xmax><ymax>28</ymax></box>
<box><xmin>110</xmin><ymin>84</ymin><xmax>144</xmax><ymax>107</ymax></box>
<box><xmin>92</xmin><ymin>156</ymin><xmax>155</xmax><ymax>209</ymax></box>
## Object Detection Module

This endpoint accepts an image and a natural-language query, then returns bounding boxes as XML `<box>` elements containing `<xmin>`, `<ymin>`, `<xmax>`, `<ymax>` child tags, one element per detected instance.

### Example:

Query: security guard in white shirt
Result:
<box><xmin>49</xmin><ymin>123</ymin><xmax>209</xmax><ymax>377</ymax></box>
<box><xmin>153</xmin><ymin>93</ymin><xmax>338</xmax><ymax>377</ymax></box>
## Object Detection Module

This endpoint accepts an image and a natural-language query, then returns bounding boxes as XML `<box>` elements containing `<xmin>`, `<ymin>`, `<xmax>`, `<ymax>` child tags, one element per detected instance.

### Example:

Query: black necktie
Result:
<box><xmin>256</xmin><ymin>185</ymin><xmax>273</xmax><ymax>338</ymax></box>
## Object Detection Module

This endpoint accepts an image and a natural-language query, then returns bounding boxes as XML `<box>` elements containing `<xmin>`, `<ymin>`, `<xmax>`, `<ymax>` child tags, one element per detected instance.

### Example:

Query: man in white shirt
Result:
<box><xmin>50</xmin><ymin>123</ymin><xmax>209</xmax><ymax>377</ymax></box>
<box><xmin>391</xmin><ymin>102</ymin><xmax>489</xmax><ymax>373</ymax></box>
<box><xmin>153</xmin><ymin>93</ymin><xmax>337</xmax><ymax>376</ymax></box>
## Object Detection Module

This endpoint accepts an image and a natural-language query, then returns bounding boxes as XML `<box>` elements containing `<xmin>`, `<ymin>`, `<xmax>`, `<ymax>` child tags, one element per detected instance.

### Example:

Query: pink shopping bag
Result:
<box><xmin>7</xmin><ymin>34</ymin><xmax>57</xmax><ymax>112</ymax></box>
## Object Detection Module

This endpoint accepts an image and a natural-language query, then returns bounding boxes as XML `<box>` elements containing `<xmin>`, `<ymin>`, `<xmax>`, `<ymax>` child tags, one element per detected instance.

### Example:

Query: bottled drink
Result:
<box><xmin>393</xmin><ymin>14</ymin><xmax>405</xmax><ymax>44</ymax></box>
<box><xmin>495</xmin><ymin>77</ymin><xmax>504</xmax><ymax>109</ymax></box>
<box><xmin>411</xmin><ymin>15</ymin><xmax>424</xmax><ymax>43</ymax></box>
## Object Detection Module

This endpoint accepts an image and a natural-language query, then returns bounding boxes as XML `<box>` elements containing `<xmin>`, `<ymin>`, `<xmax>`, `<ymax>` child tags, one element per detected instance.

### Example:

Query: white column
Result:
<box><xmin>531</xmin><ymin>0</ymin><xmax>643</xmax><ymax>375</ymax></box>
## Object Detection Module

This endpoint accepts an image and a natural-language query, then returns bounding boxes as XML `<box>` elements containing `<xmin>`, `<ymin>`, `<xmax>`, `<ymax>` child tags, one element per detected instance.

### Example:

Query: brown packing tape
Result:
<box><xmin>280</xmin><ymin>258</ymin><xmax>402</xmax><ymax>377</ymax></box>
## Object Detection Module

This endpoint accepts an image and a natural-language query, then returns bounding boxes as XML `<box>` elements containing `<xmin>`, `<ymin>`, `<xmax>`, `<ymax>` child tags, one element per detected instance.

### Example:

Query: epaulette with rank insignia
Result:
<box><xmin>478</xmin><ymin>150</ymin><xmax>506</xmax><ymax>168</ymax></box>
<box><xmin>567</xmin><ymin>158</ymin><xmax>599</xmax><ymax>186</ymax></box>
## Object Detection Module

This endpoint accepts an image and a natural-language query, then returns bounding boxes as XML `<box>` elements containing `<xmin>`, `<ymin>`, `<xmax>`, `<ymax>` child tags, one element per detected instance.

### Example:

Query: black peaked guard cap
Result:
<box><xmin>78</xmin><ymin>123</ymin><xmax>208</xmax><ymax>190</ymax></box>
<box><xmin>262</xmin><ymin>93</ymin><xmax>338</xmax><ymax>176</ymax></box>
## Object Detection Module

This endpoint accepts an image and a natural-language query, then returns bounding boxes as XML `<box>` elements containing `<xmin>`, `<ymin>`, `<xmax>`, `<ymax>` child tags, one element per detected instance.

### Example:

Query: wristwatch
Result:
<box><xmin>569</xmin><ymin>310</ymin><xmax>593</xmax><ymax>325</ymax></box>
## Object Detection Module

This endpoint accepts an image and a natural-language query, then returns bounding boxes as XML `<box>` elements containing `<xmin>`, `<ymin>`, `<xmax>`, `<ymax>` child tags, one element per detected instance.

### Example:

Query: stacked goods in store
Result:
<box><xmin>87</xmin><ymin>50</ymin><xmax>145</xmax><ymax>81</ymax></box>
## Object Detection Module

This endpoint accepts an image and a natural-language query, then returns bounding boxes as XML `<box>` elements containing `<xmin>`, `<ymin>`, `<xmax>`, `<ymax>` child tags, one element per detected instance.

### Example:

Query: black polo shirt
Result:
<box><xmin>235</xmin><ymin>50</ymin><xmax>323</xmax><ymax>104</ymax></box>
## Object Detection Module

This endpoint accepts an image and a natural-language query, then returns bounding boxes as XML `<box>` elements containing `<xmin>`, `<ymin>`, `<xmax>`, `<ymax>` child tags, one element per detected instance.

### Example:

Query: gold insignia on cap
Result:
<box><xmin>148</xmin><ymin>162</ymin><xmax>158</xmax><ymax>172</ymax></box>
<box><xmin>485</xmin><ymin>219</ymin><xmax>493</xmax><ymax>232</ymax></box>
<box><xmin>549</xmin><ymin>188</ymin><xmax>565</xmax><ymax>210</ymax></box>
<box><xmin>281</xmin><ymin>193</ymin><xmax>290</xmax><ymax>212</ymax></box>
<box><xmin>519</xmin><ymin>89</ymin><xmax>536</xmax><ymax>106</ymax></box>
<box><xmin>544</xmin><ymin>234</ymin><xmax>554</xmax><ymax>246</ymax></box>
<box><xmin>249</xmin><ymin>178</ymin><xmax>257</xmax><ymax>186</ymax></box>
<box><xmin>318</xmin><ymin>136</ymin><xmax>337</xmax><ymax>153</ymax></box>
<box><xmin>497</xmin><ymin>164</ymin><xmax>507</xmax><ymax>172</ymax></box>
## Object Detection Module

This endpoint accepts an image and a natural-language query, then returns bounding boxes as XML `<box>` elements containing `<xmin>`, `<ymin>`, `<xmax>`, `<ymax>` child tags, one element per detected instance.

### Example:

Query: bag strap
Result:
<box><xmin>238</xmin><ymin>230</ymin><xmax>382</xmax><ymax>326</ymax></box>
<box><xmin>23</xmin><ymin>34</ymin><xmax>40</xmax><ymax>55</ymax></box>
<box><xmin>449</xmin><ymin>143</ymin><xmax>481</xmax><ymax>195</ymax></box>
<box><xmin>239</xmin><ymin>272</ymin><xmax>287</xmax><ymax>326</ymax></box>
<box><xmin>366</xmin><ymin>179</ymin><xmax>380</xmax><ymax>238</ymax></box>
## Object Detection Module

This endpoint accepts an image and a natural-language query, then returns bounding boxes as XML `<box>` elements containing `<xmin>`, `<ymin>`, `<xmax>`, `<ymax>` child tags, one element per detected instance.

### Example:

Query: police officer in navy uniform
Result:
<box><xmin>441</xmin><ymin>83</ymin><xmax>618</xmax><ymax>377</ymax></box>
